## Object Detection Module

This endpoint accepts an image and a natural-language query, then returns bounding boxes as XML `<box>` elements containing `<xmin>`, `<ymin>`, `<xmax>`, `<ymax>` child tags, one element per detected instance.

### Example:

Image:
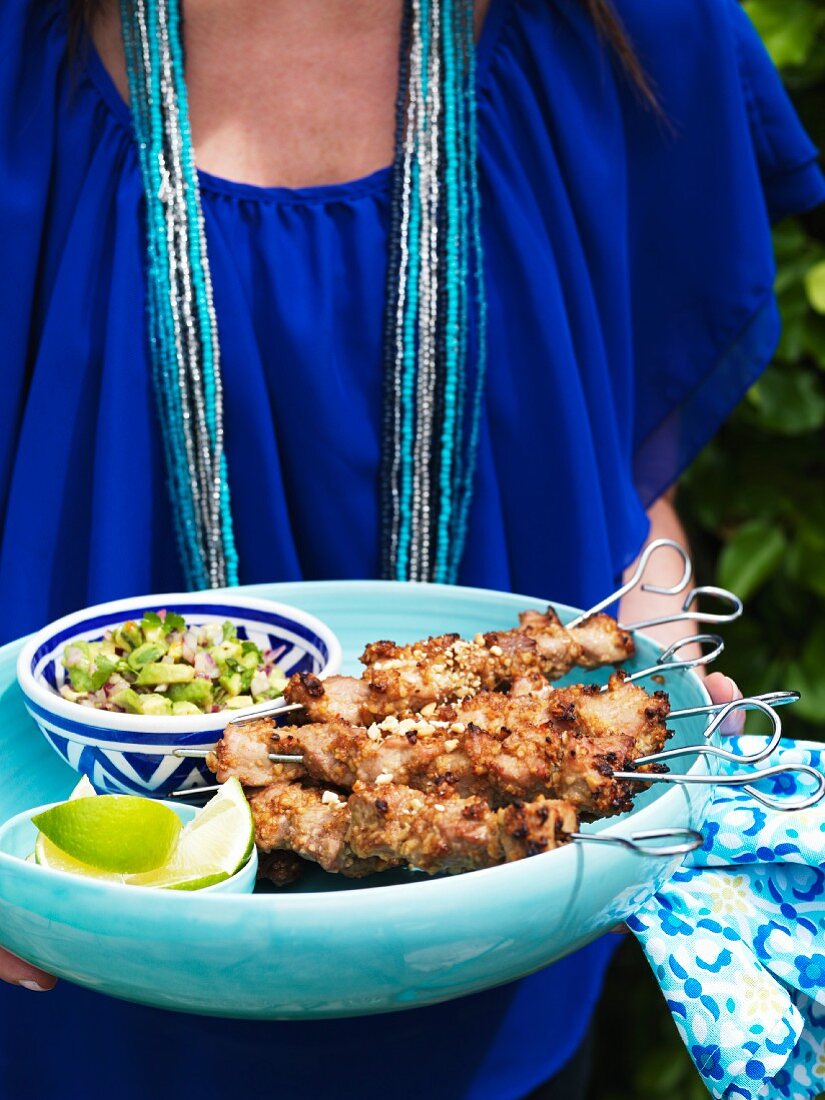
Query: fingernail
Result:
<box><xmin>17</xmin><ymin>980</ymin><xmax>47</xmax><ymax>992</ymax></box>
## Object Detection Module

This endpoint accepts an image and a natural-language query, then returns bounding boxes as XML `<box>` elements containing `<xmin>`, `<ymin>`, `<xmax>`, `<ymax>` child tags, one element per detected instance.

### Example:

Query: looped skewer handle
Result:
<box><xmin>612</xmin><ymin>764</ymin><xmax>825</xmax><ymax>812</ymax></box>
<box><xmin>635</xmin><ymin>699</ymin><xmax>783</xmax><ymax>768</ymax></box>
<box><xmin>600</xmin><ymin>633</ymin><xmax>724</xmax><ymax>691</ymax></box>
<box><xmin>565</xmin><ymin>539</ymin><xmax>693</xmax><ymax>629</ymax></box>
<box><xmin>570</xmin><ymin>828</ymin><xmax>704</xmax><ymax>857</ymax></box>
<box><xmin>621</xmin><ymin>585</ymin><xmax>743</xmax><ymax>632</ymax></box>
<box><xmin>669</xmin><ymin>691</ymin><xmax>800</xmax><ymax>721</ymax></box>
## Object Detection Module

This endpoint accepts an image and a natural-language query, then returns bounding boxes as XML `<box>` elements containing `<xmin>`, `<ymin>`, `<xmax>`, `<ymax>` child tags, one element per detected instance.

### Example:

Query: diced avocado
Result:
<box><xmin>139</xmin><ymin>693</ymin><xmax>173</xmax><ymax>716</ymax></box>
<box><xmin>119</xmin><ymin>621</ymin><xmax>145</xmax><ymax>650</ymax></box>
<box><xmin>127</xmin><ymin>642</ymin><xmax>167</xmax><ymax>672</ymax></box>
<box><xmin>268</xmin><ymin>668</ymin><xmax>287</xmax><ymax>690</ymax></box>
<box><xmin>214</xmin><ymin>640</ymin><xmax>243</xmax><ymax>664</ymax></box>
<box><xmin>224</xmin><ymin>695</ymin><xmax>254</xmax><ymax>710</ymax></box>
<box><xmin>68</xmin><ymin>666</ymin><xmax>95</xmax><ymax>693</ymax></box>
<box><xmin>219</xmin><ymin>671</ymin><xmax>243</xmax><ymax>697</ymax></box>
<box><xmin>166</xmin><ymin>641</ymin><xmax>183</xmax><ymax>661</ymax></box>
<box><xmin>171</xmin><ymin>700</ymin><xmax>202</xmax><ymax>716</ymax></box>
<box><xmin>167</xmin><ymin>680</ymin><xmax>213</xmax><ymax>708</ymax></box>
<box><xmin>135</xmin><ymin>662</ymin><xmax>195</xmax><ymax>686</ymax></box>
<box><xmin>112</xmin><ymin>688</ymin><xmax>144</xmax><ymax>714</ymax></box>
<box><xmin>222</xmin><ymin>621</ymin><xmax>238</xmax><ymax>642</ymax></box>
<box><xmin>90</xmin><ymin>656</ymin><xmax>116</xmax><ymax>692</ymax></box>
<box><xmin>239</xmin><ymin>642</ymin><xmax>263</xmax><ymax>670</ymax></box>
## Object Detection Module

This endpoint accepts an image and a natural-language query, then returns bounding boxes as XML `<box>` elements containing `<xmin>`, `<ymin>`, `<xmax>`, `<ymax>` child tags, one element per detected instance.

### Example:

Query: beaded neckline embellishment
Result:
<box><xmin>121</xmin><ymin>0</ymin><xmax>486</xmax><ymax>586</ymax></box>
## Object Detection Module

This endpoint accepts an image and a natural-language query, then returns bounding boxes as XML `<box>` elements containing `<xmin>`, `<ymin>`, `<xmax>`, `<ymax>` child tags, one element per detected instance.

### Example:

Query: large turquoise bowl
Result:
<box><xmin>0</xmin><ymin>581</ymin><xmax>713</xmax><ymax>1019</ymax></box>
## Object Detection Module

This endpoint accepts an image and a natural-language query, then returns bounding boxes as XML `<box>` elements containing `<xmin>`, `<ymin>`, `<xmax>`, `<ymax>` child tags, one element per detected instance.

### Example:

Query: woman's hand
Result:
<box><xmin>704</xmin><ymin>671</ymin><xmax>745</xmax><ymax>734</ymax></box>
<box><xmin>0</xmin><ymin>947</ymin><xmax>56</xmax><ymax>992</ymax></box>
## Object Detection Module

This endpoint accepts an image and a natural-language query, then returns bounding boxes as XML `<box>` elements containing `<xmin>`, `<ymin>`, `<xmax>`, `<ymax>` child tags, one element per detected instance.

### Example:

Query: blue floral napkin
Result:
<box><xmin>628</xmin><ymin>736</ymin><xmax>825</xmax><ymax>1100</ymax></box>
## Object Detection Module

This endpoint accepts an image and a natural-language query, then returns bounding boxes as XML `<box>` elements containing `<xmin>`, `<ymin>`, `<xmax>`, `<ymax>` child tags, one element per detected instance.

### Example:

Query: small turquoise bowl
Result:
<box><xmin>0</xmin><ymin>800</ymin><xmax>258</xmax><ymax>895</ymax></box>
<box><xmin>16</xmin><ymin>592</ymin><xmax>341</xmax><ymax>797</ymax></box>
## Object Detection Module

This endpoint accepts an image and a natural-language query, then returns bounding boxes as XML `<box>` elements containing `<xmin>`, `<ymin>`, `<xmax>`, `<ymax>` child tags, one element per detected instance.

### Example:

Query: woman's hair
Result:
<box><xmin>69</xmin><ymin>0</ymin><xmax>656</xmax><ymax>106</ymax></box>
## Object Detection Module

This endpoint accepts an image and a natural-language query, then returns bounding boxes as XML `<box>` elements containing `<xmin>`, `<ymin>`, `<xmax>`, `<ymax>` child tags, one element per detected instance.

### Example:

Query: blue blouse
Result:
<box><xmin>0</xmin><ymin>0</ymin><xmax>822</xmax><ymax>1096</ymax></box>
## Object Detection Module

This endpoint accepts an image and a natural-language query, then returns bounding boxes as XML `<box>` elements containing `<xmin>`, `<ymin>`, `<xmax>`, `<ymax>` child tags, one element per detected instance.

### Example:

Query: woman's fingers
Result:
<box><xmin>0</xmin><ymin>947</ymin><xmax>57</xmax><ymax>991</ymax></box>
<box><xmin>704</xmin><ymin>672</ymin><xmax>745</xmax><ymax>734</ymax></box>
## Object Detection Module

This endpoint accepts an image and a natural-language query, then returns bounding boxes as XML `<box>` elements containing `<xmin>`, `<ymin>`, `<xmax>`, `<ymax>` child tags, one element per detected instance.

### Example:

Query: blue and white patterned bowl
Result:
<box><xmin>16</xmin><ymin>593</ymin><xmax>342</xmax><ymax>797</ymax></box>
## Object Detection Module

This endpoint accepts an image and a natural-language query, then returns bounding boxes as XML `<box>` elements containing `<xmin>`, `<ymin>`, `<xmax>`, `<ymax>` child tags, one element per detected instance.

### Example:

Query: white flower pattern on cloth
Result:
<box><xmin>628</xmin><ymin>737</ymin><xmax>825</xmax><ymax>1100</ymax></box>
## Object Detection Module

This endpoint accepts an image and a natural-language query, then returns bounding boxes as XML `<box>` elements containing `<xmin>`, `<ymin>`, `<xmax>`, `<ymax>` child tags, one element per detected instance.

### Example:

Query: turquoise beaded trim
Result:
<box><xmin>121</xmin><ymin>0</ymin><xmax>238</xmax><ymax>589</ymax></box>
<box><xmin>121</xmin><ymin>0</ymin><xmax>486</xmax><ymax>588</ymax></box>
<box><xmin>380</xmin><ymin>0</ymin><xmax>488</xmax><ymax>583</ymax></box>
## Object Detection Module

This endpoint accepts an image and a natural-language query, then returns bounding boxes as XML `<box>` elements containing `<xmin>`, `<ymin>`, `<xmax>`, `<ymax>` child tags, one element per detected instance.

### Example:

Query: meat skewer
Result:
<box><xmin>218</xmin><ymin>541</ymin><xmax>741</xmax><ymax>729</ymax></box>
<box><xmin>248</xmin><ymin>779</ymin><xmax>703</xmax><ymax>880</ymax></box>
<box><xmin>277</xmin><ymin>606</ymin><xmax>636</xmax><ymax>727</ymax></box>
<box><xmin>206</xmin><ymin>673</ymin><xmax>672</xmax><ymax>816</ymax></box>
<box><xmin>280</xmin><ymin>632</ymin><xmax>725</xmax><ymax>726</ymax></box>
<box><xmin>182</xmin><ymin>693</ymin><xmax>808</xmax><ymax>815</ymax></box>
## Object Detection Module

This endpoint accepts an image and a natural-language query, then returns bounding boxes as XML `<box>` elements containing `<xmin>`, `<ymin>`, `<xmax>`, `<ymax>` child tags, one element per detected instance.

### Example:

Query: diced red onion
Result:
<box><xmin>182</xmin><ymin>630</ymin><xmax>198</xmax><ymax>664</ymax></box>
<box><xmin>64</xmin><ymin>646</ymin><xmax>84</xmax><ymax>669</ymax></box>
<box><xmin>195</xmin><ymin>650</ymin><xmax>219</xmax><ymax>680</ymax></box>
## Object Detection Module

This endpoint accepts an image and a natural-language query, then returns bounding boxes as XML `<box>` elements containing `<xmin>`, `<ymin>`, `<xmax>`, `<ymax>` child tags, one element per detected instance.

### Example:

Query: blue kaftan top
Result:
<box><xmin>0</xmin><ymin>0</ymin><xmax>822</xmax><ymax>1096</ymax></box>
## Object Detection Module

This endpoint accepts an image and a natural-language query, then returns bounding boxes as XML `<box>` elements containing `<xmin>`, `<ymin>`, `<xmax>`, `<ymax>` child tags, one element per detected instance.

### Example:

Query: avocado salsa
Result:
<box><xmin>59</xmin><ymin>611</ymin><xmax>287</xmax><ymax>716</ymax></box>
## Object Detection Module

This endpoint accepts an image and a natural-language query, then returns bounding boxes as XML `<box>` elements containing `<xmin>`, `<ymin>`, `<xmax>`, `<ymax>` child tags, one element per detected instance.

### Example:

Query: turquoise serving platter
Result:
<box><xmin>0</xmin><ymin>581</ymin><xmax>712</xmax><ymax>1019</ymax></box>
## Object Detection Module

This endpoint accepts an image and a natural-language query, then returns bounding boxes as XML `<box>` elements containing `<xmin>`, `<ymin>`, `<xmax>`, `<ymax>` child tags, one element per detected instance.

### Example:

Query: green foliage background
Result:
<box><xmin>589</xmin><ymin>4</ymin><xmax>825</xmax><ymax>1096</ymax></box>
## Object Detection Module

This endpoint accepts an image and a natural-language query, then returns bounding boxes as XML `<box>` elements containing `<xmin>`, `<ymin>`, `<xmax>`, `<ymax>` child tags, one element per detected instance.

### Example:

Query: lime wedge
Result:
<box><xmin>133</xmin><ymin>778</ymin><xmax>254</xmax><ymax>885</ymax></box>
<box><xmin>31</xmin><ymin>796</ymin><xmax>181</xmax><ymax>873</ymax></box>
<box><xmin>69</xmin><ymin>776</ymin><xmax>97</xmax><ymax>800</ymax></box>
<box><xmin>124</xmin><ymin>867</ymin><xmax>231</xmax><ymax>891</ymax></box>
<box><xmin>35</xmin><ymin>833</ymin><xmax>125</xmax><ymax>881</ymax></box>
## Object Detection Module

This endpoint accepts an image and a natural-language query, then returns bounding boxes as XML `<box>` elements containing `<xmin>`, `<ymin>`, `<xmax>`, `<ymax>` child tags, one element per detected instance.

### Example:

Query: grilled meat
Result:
<box><xmin>256</xmin><ymin>849</ymin><xmax>305</xmax><ymax>887</ymax></box>
<box><xmin>283</xmin><ymin>610</ymin><xmax>634</xmax><ymax>723</ymax></box>
<box><xmin>206</xmin><ymin>718</ymin><xmax>305</xmax><ymax>786</ymax></box>
<box><xmin>347</xmin><ymin>783</ymin><xmax>579</xmax><ymax>874</ymax></box>
<box><xmin>248</xmin><ymin>782</ymin><xmax>398</xmax><ymax>878</ymax></box>
<box><xmin>212</xmin><ymin>674</ymin><xmax>670</xmax><ymax>817</ymax></box>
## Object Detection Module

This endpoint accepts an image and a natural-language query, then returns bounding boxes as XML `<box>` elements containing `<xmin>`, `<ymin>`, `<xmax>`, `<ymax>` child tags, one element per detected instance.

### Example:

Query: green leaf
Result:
<box><xmin>772</xmin><ymin>220</ymin><xmax>808</xmax><ymax>262</ymax></box>
<box><xmin>786</xmin><ymin>623</ymin><xmax>825</xmax><ymax>724</ymax></box>
<box><xmin>717</xmin><ymin>521</ymin><xmax>787</xmax><ymax>600</ymax></box>
<box><xmin>743</xmin><ymin>0</ymin><xmax>825</xmax><ymax>69</ymax></box>
<box><xmin>805</xmin><ymin>260</ymin><xmax>825</xmax><ymax>313</ymax></box>
<box><xmin>163</xmin><ymin>611</ymin><xmax>186</xmax><ymax>634</ymax></box>
<box><xmin>749</xmin><ymin>367</ymin><xmax>825</xmax><ymax>434</ymax></box>
<box><xmin>786</xmin><ymin>540</ymin><xmax>825</xmax><ymax>598</ymax></box>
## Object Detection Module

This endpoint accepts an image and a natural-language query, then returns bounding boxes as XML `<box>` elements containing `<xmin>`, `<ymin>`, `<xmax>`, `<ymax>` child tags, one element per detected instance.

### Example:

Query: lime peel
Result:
<box><xmin>33</xmin><ymin>778</ymin><xmax>253</xmax><ymax>890</ymax></box>
<box><xmin>32</xmin><ymin>796</ymin><xmax>182</xmax><ymax>873</ymax></box>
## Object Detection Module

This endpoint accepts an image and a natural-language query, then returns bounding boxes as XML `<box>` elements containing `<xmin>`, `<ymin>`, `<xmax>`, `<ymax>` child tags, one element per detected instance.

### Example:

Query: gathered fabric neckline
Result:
<box><xmin>78</xmin><ymin>0</ymin><xmax>515</xmax><ymax>205</ymax></box>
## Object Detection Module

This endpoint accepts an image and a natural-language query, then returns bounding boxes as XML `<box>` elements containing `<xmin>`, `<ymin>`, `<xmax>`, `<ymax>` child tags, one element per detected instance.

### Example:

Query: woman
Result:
<box><xmin>0</xmin><ymin>0</ymin><xmax>822</xmax><ymax>1096</ymax></box>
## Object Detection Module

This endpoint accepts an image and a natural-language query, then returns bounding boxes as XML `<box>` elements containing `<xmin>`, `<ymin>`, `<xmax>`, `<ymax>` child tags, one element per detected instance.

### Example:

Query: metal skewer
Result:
<box><xmin>565</xmin><ymin>541</ymin><xmax>743</xmax><ymax>633</ymax></box>
<box><xmin>637</xmin><ymin>698</ymin><xmax>783</xmax><ymax>766</ymax></box>
<box><xmin>172</xmin><ymin>693</ymin><xmax>791</xmax><ymax>770</ymax></box>
<box><xmin>565</xmin><ymin>539</ymin><xmax>692</xmax><ymax>628</ymax></box>
<box><xmin>669</xmin><ymin>690</ymin><xmax>799</xmax><ymax>720</ymax></box>
<box><xmin>611</xmin><ymin>763</ymin><xmax>825</xmax><ymax>812</ymax></box>
<box><xmin>570</xmin><ymin>828</ymin><xmax>703</xmax><ymax>857</ymax></box>
<box><xmin>599</xmin><ymin>633</ymin><xmax>725</xmax><ymax>690</ymax></box>
<box><xmin>218</xmin><ymin>701</ymin><xmax>304</xmax><ymax>726</ymax></box>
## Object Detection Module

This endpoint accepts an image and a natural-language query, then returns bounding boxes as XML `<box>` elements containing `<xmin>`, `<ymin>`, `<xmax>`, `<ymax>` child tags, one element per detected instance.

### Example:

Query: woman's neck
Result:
<box><xmin>92</xmin><ymin>0</ymin><xmax>489</xmax><ymax>190</ymax></box>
